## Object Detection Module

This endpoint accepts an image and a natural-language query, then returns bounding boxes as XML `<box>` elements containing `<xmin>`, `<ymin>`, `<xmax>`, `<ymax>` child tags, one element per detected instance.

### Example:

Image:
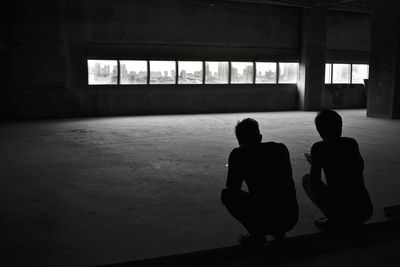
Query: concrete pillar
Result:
<box><xmin>367</xmin><ymin>0</ymin><xmax>400</xmax><ymax>118</ymax></box>
<box><xmin>297</xmin><ymin>8</ymin><xmax>327</xmax><ymax>111</ymax></box>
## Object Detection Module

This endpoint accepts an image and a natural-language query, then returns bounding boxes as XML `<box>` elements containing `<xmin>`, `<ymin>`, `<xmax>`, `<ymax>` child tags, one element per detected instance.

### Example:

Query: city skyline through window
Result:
<box><xmin>352</xmin><ymin>64</ymin><xmax>369</xmax><ymax>84</ymax></box>
<box><xmin>88</xmin><ymin>60</ymin><xmax>118</xmax><ymax>85</ymax></box>
<box><xmin>87</xmin><ymin>60</ymin><xmax>369</xmax><ymax>86</ymax></box>
<box><xmin>332</xmin><ymin>63</ymin><xmax>351</xmax><ymax>84</ymax></box>
<box><xmin>326</xmin><ymin>63</ymin><xmax>369</xmax><ymax>84</ymax></box>
<box><xmin>120</xmin><ymin>60</ymin><xmax>147</xmax><ymax>85</ymax></box>
<box><xmin>149</xmin><ymin>61</ymin><xmax>176</xmax><ymax>84</ymax></box>
<box><xmin>178</xmin><ymin>61</ymin><xmax>203</xmax><ymax>84</ymax></box>
<box><xmin>205</xmin><ymin>62</ymin><xmax>229</xmax><ymax>84</ymax></box>
<box><xmin>231</xmin><ymin>62</ymin><xmax>254</xmax><ymax>84</ymax></box>
<box><xmin>255</xmin><ymin>62</ymin><xmax>277</xmax><ymax>84</ymax></box>
<box><xmin>325</xmin><ymin>64</ymin><xmax>332</xmax><ymax>84</ymax></box>
<box><xmin>87</xmin><ymin>59</ymin><xmax>312</xmax><ymax>85</ymax></box>
<box><xmin>279</xmin><ymin>62</ymin><xmax>298</xmax><ymax>84</ymax></box>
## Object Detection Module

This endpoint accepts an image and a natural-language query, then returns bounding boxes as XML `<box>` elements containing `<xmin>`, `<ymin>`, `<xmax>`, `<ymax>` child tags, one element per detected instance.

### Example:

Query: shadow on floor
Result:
<box><xmin>101</xmin><ymin>218</ymin><xmax>400</xmax><ymax>267</ymax></box>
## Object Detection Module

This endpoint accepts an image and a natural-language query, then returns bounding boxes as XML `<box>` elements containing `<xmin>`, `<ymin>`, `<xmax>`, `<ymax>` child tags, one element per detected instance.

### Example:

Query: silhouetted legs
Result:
<box><xmin>221</xmin><ymin>189</ymin><xmax>263</xmax><ymax>236</ymax></box>
<box><xmin>302</xmin><ymin>174</ymin><xmax>329</xmax><ymax>217</ymax></box>
<box><xmin>302</xmin><ymin>174</ymin><xmax>373</xmax><ymax>229</ymax></box>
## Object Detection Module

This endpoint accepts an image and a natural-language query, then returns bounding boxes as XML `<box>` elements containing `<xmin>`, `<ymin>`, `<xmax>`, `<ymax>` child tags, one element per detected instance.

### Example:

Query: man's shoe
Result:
<box><xmin>238</xmin><ymin>233</ymin><xmax>266</xmax><ymax>247</ymax></box>
<box><xmin>314</xmin><ymin>217</ymin><xmax>336</xmax><ymax>230</ymax></box>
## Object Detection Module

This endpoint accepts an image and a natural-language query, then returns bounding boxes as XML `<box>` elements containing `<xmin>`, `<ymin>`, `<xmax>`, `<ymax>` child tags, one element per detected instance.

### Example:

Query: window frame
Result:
<box><xmin>177</xmin><ymin>60</ymin><xmax>204</xmax><ymax>85</ymax></box>
<box><xmin>119</xmin><ymin>60</ymin><xmax>149</xmax><ymax>85</ymax></box>
<box><xmin>278</xmin><ymin>62</ymin><xmax>299</xmax><ymax>84</ymax></box>
<box><xmin>86</xmin><ymin>59</ymin><xmax>302</xmax><ymax>87</ymax></box>
<box><xmin>230</xmin><ymin>61</ymin><xmax>256</xmax><ymax>84</ymax></box>
<box><xmin>254</xmin><ymin>61</ymin><xmax>278</xmax><ymax>84</ymax></box>
<box><xmin>351</xmin><ymin>64</ymin><xmax>369</xmax><ymax>84</ymax></box>
<box><xmin>204</xmin><ymin>61</ymin><xmax>230</xmax><ymax>85</ymax></box>
<box><xmin>148</xmin><ymin>60</ymin><xmax>177</xmax><ymax>85</ymax></box>
<box><xmin>87</xmin><ymin>59</ymin><xmax>120</xmax><ymax>86</ymax></box>
<box><xmin>326</xmin><ymin>62</ymin><xmax>369</xmax><ymax>85</ymax></box>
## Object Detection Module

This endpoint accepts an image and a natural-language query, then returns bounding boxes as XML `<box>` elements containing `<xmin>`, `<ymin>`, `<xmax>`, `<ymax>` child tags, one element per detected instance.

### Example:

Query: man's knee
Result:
<box><xmin>221</xmin><ymin>189</ymin><xmax>230</xmax><ymax>206</ymax></box>
<box><xmin>221</xmin><ymin>189</ymin><xmax>244</xmax><ymax>207</ymax></box>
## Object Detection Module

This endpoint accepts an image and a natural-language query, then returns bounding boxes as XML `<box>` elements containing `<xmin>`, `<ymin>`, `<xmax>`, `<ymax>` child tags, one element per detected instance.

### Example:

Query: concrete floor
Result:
<box><xmin>1</xmin><ymin>110</ymin><xmax>400</xmax><ymax>266</ymax></box>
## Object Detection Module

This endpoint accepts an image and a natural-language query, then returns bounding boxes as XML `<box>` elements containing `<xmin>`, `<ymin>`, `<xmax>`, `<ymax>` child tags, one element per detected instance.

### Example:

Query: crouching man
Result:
<box><xmin>221</xmin><ymin>118</ymin><xmax>298</xmax><ymax>247</ymax></box>
<box><xmin>303</xmin><ymin>110</ymin><xmax>373</xmax><ymax>230</ymax></box>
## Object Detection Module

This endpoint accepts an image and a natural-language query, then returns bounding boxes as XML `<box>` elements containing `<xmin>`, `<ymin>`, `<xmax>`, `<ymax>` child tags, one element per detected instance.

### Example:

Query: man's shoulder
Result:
<box><xmin>341</xmin><ymin>137</ymin><xmax>358</xmax><ymax>144</ymax></box>
<box><xmin>311</xmin><ymin>140</ymin><xmax>324</xmax><ymax>150</ymax></box>
<box><xmin>261</xmin><ymin>141</ymin><xmax>287</xmax><ymax>149</ymax></box>
<box><xmin>260</xmin><ymin>142</ymin><xmax>289</xmax><ymax>156</ymax></box>
<box><xmin>311</xmin><ymin>138</ymin><xmax>358</xmax><ymax>152</ymax></box>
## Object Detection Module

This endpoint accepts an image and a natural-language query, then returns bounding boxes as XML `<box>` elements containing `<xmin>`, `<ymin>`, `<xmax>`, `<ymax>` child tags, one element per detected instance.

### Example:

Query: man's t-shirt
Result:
<box><xmin>226</xmin><ymin>142</ymin><xmax>298</xmax><ymax>226</ymax></box>
<box><xmin>311</xmin><ymin>137</ymin><xmax>372</xmax><ymax>220</ymax></box>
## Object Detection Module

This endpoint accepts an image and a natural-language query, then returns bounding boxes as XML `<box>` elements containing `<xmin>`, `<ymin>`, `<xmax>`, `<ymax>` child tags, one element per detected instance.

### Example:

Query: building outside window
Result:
<box><xmin>87</xmin><ymin>60</ymin><xmax>118</xmax><ymax>85</ymax></box>
<box><xmin>351</xmin><ymin>64</ymin><xmax>369</xmax><ymax>84</ymax></box>
<box><xmin>120</xmin><ymin>60</ymin><xmax>147</xmax><ymax>84</ymax></box>
<box><xmin>332</xmin><ymin>63</ymin><xmax>351</xmax><ymax>84</ymax></box>
<box><xmin>178</xmin><ymin>61</ymin><xmax>203</xmax><ymax>84</ymax></box>
<box><xmin>205</xmin><ymin>61</ymin><xmax>229</xmax><ymax>84</ymax></box>
<box><xmin>278</xmin><ymin>62</ymin><xmax>298</xmax><ymax>83</ymax></box>
<box><xmin>325</xmin><ymin>63</ymin><xmax>332</xmax><ymax>84</ymax></box>
<box><xmin>255</xmin><ymin>62</ymin><xmax>277</xmax><ymax>84</ymax></box>
<box><xmin>149</xmin><ymin>61</ymin><xmax>176</xmax><ymax>84</ymax></box>
<box><xmin>231</xmin><ymin>62</ymin><xmax>254</xmax><ymax>84</ymax></box>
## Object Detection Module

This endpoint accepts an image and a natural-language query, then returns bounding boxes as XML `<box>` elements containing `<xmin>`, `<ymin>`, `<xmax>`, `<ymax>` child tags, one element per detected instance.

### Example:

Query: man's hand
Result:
<box><xmin>303</xmin><ymin>152</ymin><xmax>312</xmax><ymax>165</ymax></box>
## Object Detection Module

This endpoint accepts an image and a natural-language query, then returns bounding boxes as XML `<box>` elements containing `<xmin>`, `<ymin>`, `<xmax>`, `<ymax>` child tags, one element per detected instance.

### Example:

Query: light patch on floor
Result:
<box><xmin>1</xmin><ymin>110</ymin><xmax>399</xmax><ymax>266</ymax></box>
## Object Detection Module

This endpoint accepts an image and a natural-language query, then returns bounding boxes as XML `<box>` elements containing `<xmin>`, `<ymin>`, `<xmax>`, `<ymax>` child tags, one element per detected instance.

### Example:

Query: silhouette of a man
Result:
<box><xmin>221</xmin><ymin>118</ymin><xmax>298</xmax><ymax>247</ymax></box>
<box><xmin>303</xmin><ymin>110</ymin><xmax>373</xmax><ymax>229</ymax></box>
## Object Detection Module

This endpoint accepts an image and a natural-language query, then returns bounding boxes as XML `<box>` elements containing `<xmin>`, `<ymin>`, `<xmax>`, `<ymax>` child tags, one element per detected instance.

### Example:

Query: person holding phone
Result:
<box><xmin>303</xmin><ymin>110</ymin><xmax>373</xmax><ymax>229</ymax></box>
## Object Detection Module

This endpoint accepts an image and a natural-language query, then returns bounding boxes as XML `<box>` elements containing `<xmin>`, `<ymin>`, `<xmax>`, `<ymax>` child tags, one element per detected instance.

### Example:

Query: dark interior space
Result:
<box><xmin>1</xmin><ymin>0</ymin><xmax>400</xmax><ymax>266</ymax></box>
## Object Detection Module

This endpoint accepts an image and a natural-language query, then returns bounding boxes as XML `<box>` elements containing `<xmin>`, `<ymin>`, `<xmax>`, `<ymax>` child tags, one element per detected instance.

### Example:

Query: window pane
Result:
<box><xmin>325</xmin><ymin>64</ymin><xmax>332</xmax><ymax>84</ymax></box>
<box><xmin>178</xmin><ymin>61</ymin><xmax>203</xmax><ymax>84</ymax></box>
<box><xmin>278</xmin><ymin>62</ymin><xmax>298</xmax><ymax>83</ymax></box>
<box><xmin>149</xmin><ymin>61</ymin><xmax>176</xmax><ymax>84</ymax></box>
<box><xmin>205</xmin><ymin>62</ymin><xmax>229</xmax><ymax>84</ymax></box>
<box><xmin>120</xmin><ymin>60</ymin><xmax>147</xmax><ymax>84</ymax></box>
<box><xmin>87</xmin><ymin>60</ymin><xmax>118</xmax><ymax>85</ymax></box>
<box><xmin>231</xmin><ymin>62</ymin><xmax>254</xmax><ymax>84</ymax></box>
<box><xmin>332</xmin><ymin>64</ymin><xmax>350</xmax><ymax>83</ymax></box>
<box><xmin>255</xmin><ymin>62</ymin><xmax>276</xmax><ymax>84</ymax></box>
<box><xmin>352</xmin><ymin>64</ymin><xmax>369</xmax><ymax>84</ymax></box>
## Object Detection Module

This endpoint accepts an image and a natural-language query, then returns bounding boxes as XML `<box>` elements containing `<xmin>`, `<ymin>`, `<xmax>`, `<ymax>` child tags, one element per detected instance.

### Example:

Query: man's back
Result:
<box><xmin>311</xmin><ymin>137</ymin><xmax>372</xmax><ymax>220</ymax></box>
<box><xmin>227</xmin><ymin>142</ymin><xmax>298</xmax><ymax>222</ymax></box>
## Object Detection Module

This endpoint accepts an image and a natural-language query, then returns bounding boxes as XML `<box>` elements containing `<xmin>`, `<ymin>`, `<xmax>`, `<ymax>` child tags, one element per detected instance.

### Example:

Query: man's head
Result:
<box><xmin>235</xmin><ymin>118</ymin><xmax>262</xmax><ymax>145</ymax></box>
<box><xmin>314</xmin><ymin>109</ymin><xmax>342</xmax><ymax>140</ymax></box>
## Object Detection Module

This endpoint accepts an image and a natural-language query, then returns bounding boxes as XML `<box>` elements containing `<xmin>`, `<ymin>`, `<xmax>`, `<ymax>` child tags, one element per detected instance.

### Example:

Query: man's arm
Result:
<box><xmin>351</xmin><ymin>138</ymin><xmax>364</xmax><ymax>171</ymax></box>
<box><xmin>226</xmin><ymin>148</ymin><xmax>243</xmax><ymax>191</ymax></box>
<box><xmin>309</xmin><ymin>143</ymin><xmax>323</xmax><ymax>187</ymax></box>
<box><xmin>280</xmin><ymin>144</ymin><xmax>295</xmax><ymax>192</ymax></box>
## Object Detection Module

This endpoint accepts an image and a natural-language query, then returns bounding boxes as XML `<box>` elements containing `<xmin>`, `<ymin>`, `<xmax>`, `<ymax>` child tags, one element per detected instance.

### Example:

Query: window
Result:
<box><xmin>87</xmin><ymin>60</ymin><xmax>118</xmax><ymax>85</ymax></box>
<box><xmin>278</xmin><ymin>62</ymin><xmax>298</xmax><ymax>83</ymax></box>
<box><xmin>231</xmin><ymin>62</ymin><xmax>254</xmax><ymax>84</ymax></box>
<box><xmin>178</xmin><ymin>61</ymin><xmax>203</xmax><ymax>84</ymax></box>
<box><xmin>351</xmin><ymin>64</ymin><xmax>369</xmax><ymax>84</ymax></box>
<box><xmin>205</xmin><ymin>61</ymin><xmax>229</xmax><ymax>84</ymax></box>
<box><xmin>120</xmin><ymin>60</ymin><xmax>147</xmax><ymax>85</ymax></box>
<box><xmin>88</xmin><ymin>58</ymin><xmax>301</xmax><ymax>87</ymax></box>
<box><xmin>325</xmin><ymin>64</ymin><xmax>332</xmax><ymax>84</ymax></box>
<box><xmin>149</xmin><ymin>61</ymin><xmax>176</xmax><ymax>84</ymax></box>
<box><xmin>332</xmin><ymin>64</ymin><xmax>350</xmax><ymax>84</ymax></box>
<box><xmin>255</xmin><ymin>62</ymin><xmax>277</xmax><ymax>84</ymax></box>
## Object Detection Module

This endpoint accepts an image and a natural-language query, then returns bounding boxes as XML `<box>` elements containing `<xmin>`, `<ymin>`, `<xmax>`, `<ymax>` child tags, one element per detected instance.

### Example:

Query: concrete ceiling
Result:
<box><xmin>221</xmin><ymin>0</ymin><xmax>371</xmax><ymax>13</ymax></box>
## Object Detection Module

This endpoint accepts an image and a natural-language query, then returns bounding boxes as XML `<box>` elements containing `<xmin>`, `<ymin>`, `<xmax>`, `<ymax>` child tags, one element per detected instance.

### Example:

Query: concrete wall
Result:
<box><xmin>322</xmin><ymin>84</ymin><xmax>367</xmax><ymax>109</ymax></box>
<box><xmin>326</xmin><ymin>10</ymin><xmax>370</xmax><ymax>63</ymax></box>
<box><xmin>1</xmin><ymin>0</ymin><xmax>371</xmax><ymax>119</ymax></box>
